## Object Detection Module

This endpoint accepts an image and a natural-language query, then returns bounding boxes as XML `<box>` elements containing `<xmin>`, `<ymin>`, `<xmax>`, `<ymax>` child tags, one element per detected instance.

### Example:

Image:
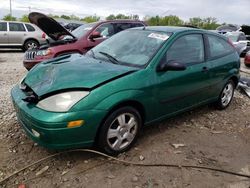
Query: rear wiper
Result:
<box><xmin>99</xmin><ymin>51</ymin><xmax>119</xmax><ymax>64</ymax></box>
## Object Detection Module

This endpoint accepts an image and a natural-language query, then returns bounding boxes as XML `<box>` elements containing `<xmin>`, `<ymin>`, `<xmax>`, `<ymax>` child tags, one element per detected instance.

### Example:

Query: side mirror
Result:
<box><xmin>89</xmin><ymin>31</ymin><xmax>101</xmax><ymax>41</ymax></box>
<box><xmin>157</xmin><ymin>60</ymin><xmax>187</xmax><ymax>72</ymax></box>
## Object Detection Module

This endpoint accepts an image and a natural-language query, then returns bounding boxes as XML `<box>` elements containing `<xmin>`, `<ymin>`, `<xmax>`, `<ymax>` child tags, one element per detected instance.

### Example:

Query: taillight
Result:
<box><xmin>42</xmin><ymin>32</ymin><xmax>46</xmax><ymax>39</ymax></box>
<box><xmin>227</xmin><ymin>38</ymin><xmax>235</xmax><ymax>49</ymax></box>
<box><xmin>245</xmin><ymin>52</ymin><xmax>250</xmax><ymax>61</ymax></box>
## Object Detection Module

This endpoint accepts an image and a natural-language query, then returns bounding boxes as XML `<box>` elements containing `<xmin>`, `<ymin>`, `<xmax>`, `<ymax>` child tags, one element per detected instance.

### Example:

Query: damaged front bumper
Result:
<box><xmin>11</xmin><ymin>85</ymin><xmax>106</xmax><ymax>149</ymax></box>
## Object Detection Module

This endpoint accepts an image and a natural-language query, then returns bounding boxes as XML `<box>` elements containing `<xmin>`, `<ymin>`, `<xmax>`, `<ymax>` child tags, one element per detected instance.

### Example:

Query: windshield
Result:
<box><xmin>87</xmin><ymin>29</ymin><xmax>171</xmax><ymax>67</ymax></box>
<box><xmin>71</xmin><ymin>23</ymin><xmax>96</xmax><ymax>38</ymax></box>
<box><xmin>225</xmin><ymin>33</ymin><xmax>239</xmax><ymax>42</ymax></box>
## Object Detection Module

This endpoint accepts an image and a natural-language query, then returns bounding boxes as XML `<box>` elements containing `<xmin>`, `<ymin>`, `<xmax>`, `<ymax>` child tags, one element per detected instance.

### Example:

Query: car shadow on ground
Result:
<box><xmin>0</xmin><ymin>49</ymin><xmax>24</xmax><ymax>53</ymax></box>
<box><xmin>46</xmin><ymin>104</ymin><xmax>213</xmax><ymax>161</ymax></box>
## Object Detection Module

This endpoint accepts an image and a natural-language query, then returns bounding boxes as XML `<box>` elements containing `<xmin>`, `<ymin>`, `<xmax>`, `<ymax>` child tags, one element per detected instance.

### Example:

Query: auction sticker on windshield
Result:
<box><xmin>148</xmin><ymin>33</ymin><xmax>170</xmax><ymax>41</ymax></box>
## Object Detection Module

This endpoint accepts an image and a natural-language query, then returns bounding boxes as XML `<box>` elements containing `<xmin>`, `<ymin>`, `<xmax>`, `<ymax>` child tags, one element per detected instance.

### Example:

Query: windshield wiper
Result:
<box><xmin>99</xmin><ymin>51</ymin><xmax>119</xmax><ymax>64</ymax></box>
<box><xmin>89</xmin><ymin>49</ymin><xmax>96</xmax><ymax>59</ymax></box>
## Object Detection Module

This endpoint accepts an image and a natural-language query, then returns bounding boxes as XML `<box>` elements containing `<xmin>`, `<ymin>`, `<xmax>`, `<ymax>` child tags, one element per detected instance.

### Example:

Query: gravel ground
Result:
<box><xmin>0</xmin><ymin>51</ymin><xmax>250</xmax><ymax>188</ymax></box>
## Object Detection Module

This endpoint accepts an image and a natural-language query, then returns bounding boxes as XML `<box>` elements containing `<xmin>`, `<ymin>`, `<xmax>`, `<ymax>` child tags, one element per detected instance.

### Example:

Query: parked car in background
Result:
<box><xmin>64</xmin><ymin>22</ymin><xmax>83</xmax><ymax>32</ymax></box>
<box><xmin>241</xmin><ymin>25</ymin><xmax>250</xmax><ymax>40</ymax></box>
<box><xmin>12</xmin><ymin>26</ymin><xmax>240</xmax><ymax>154</ymax></box>
<box><xmin>225</xmin><ymin>32</ymin><xmax>250</xmax><ymax>56</ymax></box>
<box><xmin>54</xmin><ymin>18</ymin><xmax>84</xmax><ymax>31</ymax></box>
<box><xmin>216</xmin><ymin>24</ymin><xmax>240</xmax><ymax>34</ymax></box>
<box><xmin>23</xmin><ymin>12</ymin><xmax>146</xmax><ymax>70</ymax></box>
<box><xmin>244</xmin><ymin>51</ymin><xmax>250</xmax><ymax>67</ymax></box>
<box><xmin>0</xmin><ymin>20</ymin><xmax>46</xmax><ymax>51</ymax></box>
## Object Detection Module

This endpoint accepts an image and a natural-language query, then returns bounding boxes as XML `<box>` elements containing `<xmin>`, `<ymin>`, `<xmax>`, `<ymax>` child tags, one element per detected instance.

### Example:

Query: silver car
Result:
<box><xmin>0</xmin><ymin>20</ymin><xmax>46</xmax><ymax>51</ymax></box>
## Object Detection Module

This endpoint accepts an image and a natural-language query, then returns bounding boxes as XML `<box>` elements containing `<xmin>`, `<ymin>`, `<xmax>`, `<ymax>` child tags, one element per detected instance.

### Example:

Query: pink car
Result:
<box><xmin>23</xmin><ymin>12</ymin><xmax>146</xmax><ymax>70</ymax></box>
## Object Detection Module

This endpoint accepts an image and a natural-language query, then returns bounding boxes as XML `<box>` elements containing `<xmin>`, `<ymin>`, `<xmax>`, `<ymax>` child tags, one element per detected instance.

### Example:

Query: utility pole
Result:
<box><xmin>10</xmin><ymin>0</ymin><xmax>12</xmax><ymax>20</ymax></box>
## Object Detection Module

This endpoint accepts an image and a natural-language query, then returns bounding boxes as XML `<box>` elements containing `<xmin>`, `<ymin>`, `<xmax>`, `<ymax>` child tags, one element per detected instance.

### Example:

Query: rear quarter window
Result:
<box><xmin>25</xmin><ymin>24</ymin><xmax>35</xmax><ymax>32</ymax></box>
<box><xmin>0</xmin><ymin>22</ymin><xmax>7</xmax><ymax>31</ymax></box>
<box><xmin>9</xmin><ymin>23</ymin><xmax>26</xmax><ymax>32</ymax></box>
<box><xmin>207</xmin><ymin>35</ymin><xmax>234</xmax><ymax>59</ymax></box>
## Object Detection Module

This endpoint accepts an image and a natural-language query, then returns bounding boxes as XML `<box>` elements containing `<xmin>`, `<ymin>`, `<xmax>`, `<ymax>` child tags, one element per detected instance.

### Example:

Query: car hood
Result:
<box><xmin>28</xmin><ymin>12</ymin><xmax>76</xmax><ymax>41</ymax></box>
<box><xmin>24</xmin><ymin>54</ymin><xmax>138</xmax><ymax>97</ymax></box>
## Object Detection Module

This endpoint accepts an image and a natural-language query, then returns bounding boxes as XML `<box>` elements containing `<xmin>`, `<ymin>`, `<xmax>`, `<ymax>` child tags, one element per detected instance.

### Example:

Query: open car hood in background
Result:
<box><xmin>29</xmin><ymin>12</ymin><xmax>76</xmax><ymax>41</ymax></box>
<box><xmin>241</xmin><ymin>25</ymin><xmax>250</xmax><ymax>36</ymax></box>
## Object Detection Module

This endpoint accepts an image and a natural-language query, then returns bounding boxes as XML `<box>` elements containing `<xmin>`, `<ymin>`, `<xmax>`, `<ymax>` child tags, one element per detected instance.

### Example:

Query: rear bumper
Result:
<box><xmin>11</xmin><ymin>85</ymin><xmax>107</xmax><ymax>149</ymax></box>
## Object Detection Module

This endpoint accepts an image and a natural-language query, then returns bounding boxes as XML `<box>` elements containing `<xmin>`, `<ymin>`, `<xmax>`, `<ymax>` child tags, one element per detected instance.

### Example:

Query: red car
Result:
<box><xmin>24</xmin><ymin>12</ymin><xmax>146</xmax><ymax>70</ymax></box>
<box><xmin>245</xmin><ymin>51</ymin><xmax>250</xmax><ymax>67</ymax></box>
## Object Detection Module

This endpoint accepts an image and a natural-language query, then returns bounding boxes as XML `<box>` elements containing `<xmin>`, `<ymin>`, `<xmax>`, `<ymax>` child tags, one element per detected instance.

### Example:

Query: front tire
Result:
<box><xmin>97</xmin><ymin>106</ymin><xmax>142</xmax><ymax>155</ymax></box>
<box><xmin>215</xmin><ymin>80</ymin><xmax>235</xmax><ymax>110</ymax></box>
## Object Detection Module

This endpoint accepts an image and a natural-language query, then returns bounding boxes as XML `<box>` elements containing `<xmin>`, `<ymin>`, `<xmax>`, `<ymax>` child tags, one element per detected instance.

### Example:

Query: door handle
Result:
<box><xmin>3</xmin><ymin>33</ymin><xmax>7</xmax><ymax>36</ymax></box>
<box><xmin>202</xmin><ymin>66</ymin><xmax>209</xmax><ymax>72</ymax></box>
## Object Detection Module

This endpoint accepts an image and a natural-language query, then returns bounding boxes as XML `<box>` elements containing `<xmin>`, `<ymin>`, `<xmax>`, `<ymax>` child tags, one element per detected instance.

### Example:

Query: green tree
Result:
<box><xmin>2</xmin><ymin>14</ymin><xmax>16</xmax><ymax>21</ymax></box>
<box><xmin>81</xmin><ymin>15</ymin><xmax>100</xmax><ymax>23</ymax></box>
<box><xmin>60</xmin><ymin>14</ymin><xmax>71</xmax><ymax>20</ymax></box>
<box><xmin>146</xmin><ymin>15</ymin><xmax>183</xmax><ymax>26</ymax></box>
<box><xmin>131</xmin><ymin>14</ymin><xmax>139</xmax><ymax>20</ymax></box>
<box><xmin>188</xmin><ymin>17</ymin><xmax>203</xmax><ymax>28</ymax></box>
<box><xmin>202</xmin><ymin>17</ymin><xmax>220</xmax><ymax>30</ymax></box>
<box><xmin>115</xmin><ymin>14</ymin><xmax>130</xmax><ymax>19</ymax></box>
<box><xmin>159</xmin><ymin>15</ymin><xmax>184</xmax><ymax>26</ymax></box>
<box><xmin>188</xmin><ymin>17</ymin><xmax>220</xmax><ymax>30</ymax></box>
<box><xmin>106</xmin><ymin>14</ymin><xmax>139</xmax><ymax>20</ymax></box>
<box><xmin>19</xmin><ymin>14</ymin><xmax>29</xmax><ymax>22</ymax></box>
<box><xmin>106</xmin><ymin>14</ymin><xmax>116</xmax><ymax>20</ymax></box>
<box><xmin>146</xmin><ymin>15</ymin><xmax>160</xmax><ymax>26</ymax></box>
<box><xmin>48</xmin><ymin>14</ymin><xmax>60</xmax><ymax>19</ymax></box>
<box><xmin>70</xmin><ymin>14</ymin><xmax>81</xmax><ymax>21</ymax></box>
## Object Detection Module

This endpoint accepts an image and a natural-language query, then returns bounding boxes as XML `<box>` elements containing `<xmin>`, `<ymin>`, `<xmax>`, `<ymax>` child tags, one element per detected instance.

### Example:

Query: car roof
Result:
<box><xmin>131</xmin><ymin>26</ymin><xmax>201</xmax><ymax>33</ymax></box>
<box><xmin>129</xmin><ymin>26</ymin><xmax>229</xmax><ymax>40</ymax></box>
<box><xmin>0</xmin><ymin>20</ymin><xmax>27</xmax><ymax>24</ymax></box>
<box><xmin>89</xmin><ymin>19</ymin><xmax>145</xmax><ymax>26</ymax></box>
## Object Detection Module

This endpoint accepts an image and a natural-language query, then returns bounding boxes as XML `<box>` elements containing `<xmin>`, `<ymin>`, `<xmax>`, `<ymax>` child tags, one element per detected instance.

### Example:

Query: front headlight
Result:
<box><xmin>36</xmin><ymin>91</ymin><xmax>89</xmax><ymax>112</ymax></box>
<box><xmin>36</xmin><ymin>48</ymin><xmax>52</xmax><ymax>56</ymax></box>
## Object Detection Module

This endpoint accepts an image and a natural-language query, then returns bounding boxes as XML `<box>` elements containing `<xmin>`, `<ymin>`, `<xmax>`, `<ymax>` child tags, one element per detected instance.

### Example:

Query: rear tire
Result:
<box><xmin>97</xmin><ymin>106</ymin><xmax>142</xmax><ymax>155</ymax></box>
<box><xmin>215</xmin><ymin>80</ymin><xmax>235</xmax><ymax>110</ymax></box>
<box><xmin>23</xmin><ymin>40</ymin><xmax>39</xmax><ymax>51</ymax></box>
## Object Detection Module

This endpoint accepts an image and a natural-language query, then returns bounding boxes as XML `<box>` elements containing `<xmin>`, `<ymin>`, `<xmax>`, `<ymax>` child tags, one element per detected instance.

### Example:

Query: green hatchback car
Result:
<box><xmin>11</xmin><ymin>26</ymin><xmax>240</xmax><ymax>154</ymax></box>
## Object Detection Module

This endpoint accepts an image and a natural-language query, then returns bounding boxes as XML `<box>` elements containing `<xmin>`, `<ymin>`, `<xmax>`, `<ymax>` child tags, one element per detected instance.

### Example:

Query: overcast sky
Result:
<box><xmin>1</xmin><ymin>0</ymin><xmax>250</xmax><ymax>25</ymax></box>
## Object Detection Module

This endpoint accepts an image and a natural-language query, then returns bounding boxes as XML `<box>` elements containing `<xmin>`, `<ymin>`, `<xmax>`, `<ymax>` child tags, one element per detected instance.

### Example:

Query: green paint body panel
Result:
<box><xmin>11</xmin><ymin>27</ymin><xmax>240</xmax><ymax>149</ymax></box>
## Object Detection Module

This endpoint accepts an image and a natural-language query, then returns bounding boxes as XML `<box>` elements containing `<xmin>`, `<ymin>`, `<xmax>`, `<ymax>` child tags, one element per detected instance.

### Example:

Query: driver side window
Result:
<box><xmin>95</xmin><ymin>23</ymin><xmax>114</xmax><ymax>38</ymax></box>
<box><xmin>167</xmin><ymin>34</ymin><xmax>204</xmax><ymax>64</ymax></box>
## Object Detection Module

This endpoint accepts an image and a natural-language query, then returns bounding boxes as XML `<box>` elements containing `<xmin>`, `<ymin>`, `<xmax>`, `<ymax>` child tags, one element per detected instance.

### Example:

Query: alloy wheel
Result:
<box><xmin>107</xmin><ymin>113</ymin><xmax>138</xmax><ymax>151</ymax></box>
<box><xmin>221</xmin><ymin>82</ymin><xmax>234</xmax><ymax>107</ymax></box>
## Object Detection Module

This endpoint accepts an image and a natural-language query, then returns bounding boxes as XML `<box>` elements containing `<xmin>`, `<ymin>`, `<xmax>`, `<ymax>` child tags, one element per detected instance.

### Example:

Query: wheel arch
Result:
<box><xmin>23</xmin><ymin>38</ymin><xmax>40</xmax><ymax>46</ymax></box>
<box><xmin>94</xmin><ymin>100</ymin><xmax>146</xmax><ymax>143</ymax></box>
<box><xmin>229</xmin><ymin>75</ymin><xmax>239</xmax><ymax>87</ymax></box>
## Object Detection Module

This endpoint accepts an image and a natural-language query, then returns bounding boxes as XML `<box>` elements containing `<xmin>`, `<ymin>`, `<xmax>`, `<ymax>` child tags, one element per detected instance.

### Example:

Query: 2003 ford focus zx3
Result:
<box><xmin>11</xmin><ymin>26</ymin><xmax>240</xmax><ymax>155</ymax></box>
